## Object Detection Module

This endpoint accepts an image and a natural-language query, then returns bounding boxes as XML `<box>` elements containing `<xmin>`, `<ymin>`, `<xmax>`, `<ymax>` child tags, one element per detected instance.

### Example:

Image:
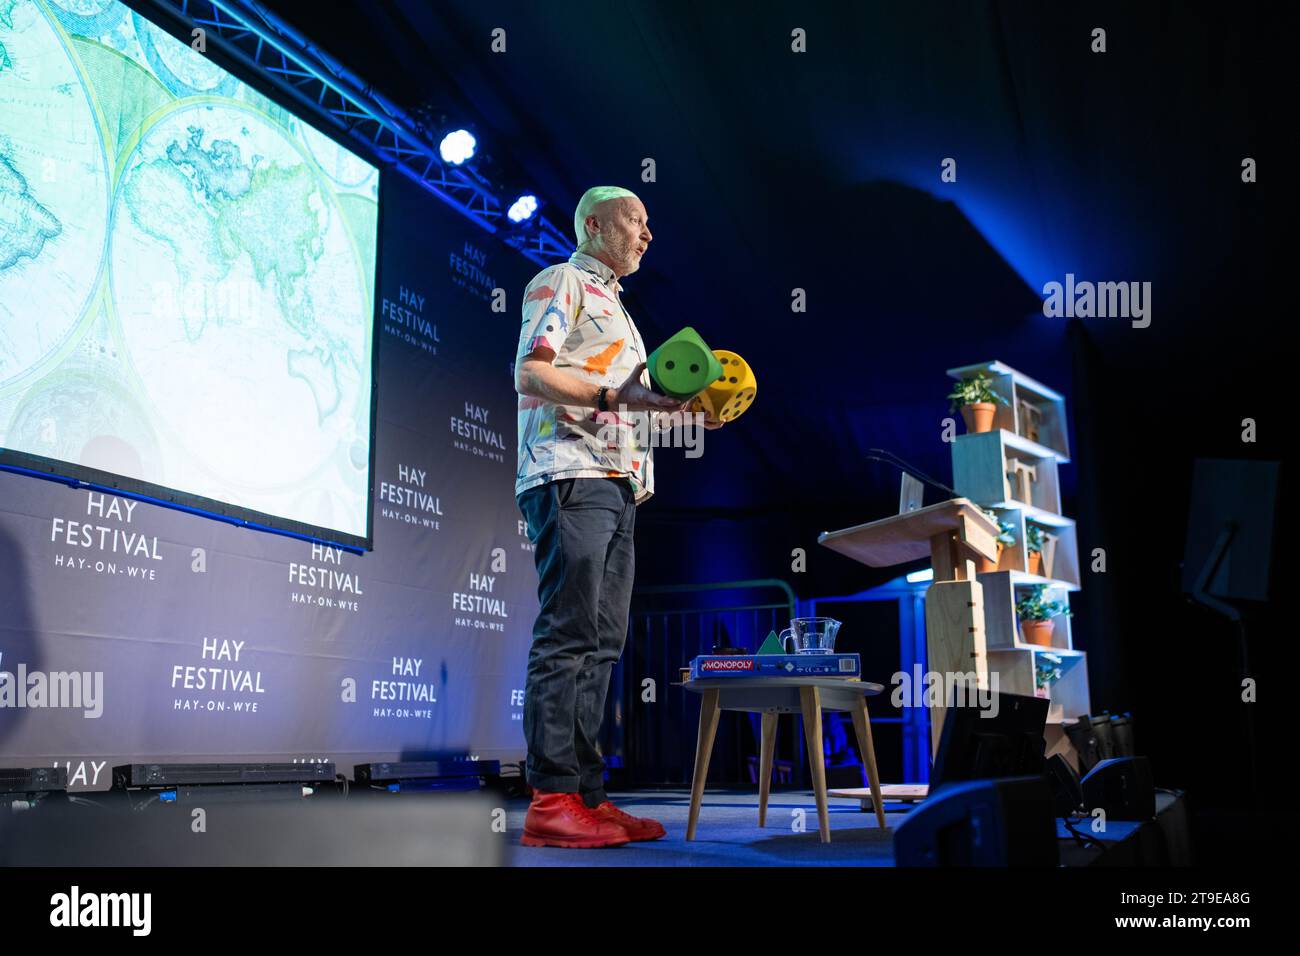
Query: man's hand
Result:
<box><xmin>610</xmin><ymin>362</ymin><xmax>687</xmax><ymax>412</ymax></box>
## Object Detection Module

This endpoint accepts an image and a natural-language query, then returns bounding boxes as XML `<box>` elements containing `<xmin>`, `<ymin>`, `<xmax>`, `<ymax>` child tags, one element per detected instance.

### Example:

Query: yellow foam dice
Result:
<box><xmin>689</xmin><ymin>349</ymin><xmax>756</xmax><ymax>423</ymax></box>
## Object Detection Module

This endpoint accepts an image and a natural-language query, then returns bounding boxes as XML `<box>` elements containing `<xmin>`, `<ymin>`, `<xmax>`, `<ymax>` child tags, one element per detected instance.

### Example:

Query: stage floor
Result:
<box><xmin>503</xmin><ymin>788</ymin><xmax>1188</xmax><ymax>866</ymax></box>
<box><xmin>0</xmin><ymin>785</ymin><xmax>1185</xmax><ymax>866</ymax></box>
<box><xmin>504</xmin><ymin>789</ymin><xmax>897</xmax><ymax>867</ymax></box>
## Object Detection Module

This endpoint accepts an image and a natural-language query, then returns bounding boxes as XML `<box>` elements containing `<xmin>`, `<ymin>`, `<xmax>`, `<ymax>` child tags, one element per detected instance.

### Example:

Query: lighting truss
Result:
<box><xmin>141</xmin><ymin>0</ymin><xmax>573</xmax><ymax>266</ymax></box>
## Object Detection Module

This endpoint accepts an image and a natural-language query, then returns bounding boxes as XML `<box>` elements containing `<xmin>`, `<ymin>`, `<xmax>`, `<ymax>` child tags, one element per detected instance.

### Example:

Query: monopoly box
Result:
<box><xmin>689</xmin><ymin>653</ymin><xmax>861</xmax><ymax>680</ymax></box>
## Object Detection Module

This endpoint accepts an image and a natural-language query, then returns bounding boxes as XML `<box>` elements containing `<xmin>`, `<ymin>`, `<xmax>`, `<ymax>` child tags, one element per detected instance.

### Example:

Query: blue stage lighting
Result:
<box><xmin>508</xmin><ymin>194</ymin><xmax>539</xmax><ymax>223</ymax></box>
<box><xmin>439</xmin><ymin>129</ymin><xmax>476</xmax><ymax>165</ymax></box>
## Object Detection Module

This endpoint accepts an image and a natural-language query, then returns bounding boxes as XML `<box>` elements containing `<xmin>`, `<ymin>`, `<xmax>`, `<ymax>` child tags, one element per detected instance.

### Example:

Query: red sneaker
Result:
<box><xmin>521</xmin><ymin>790</ymin><xmax>632</xmax><ymax>848</ymax></box>
<box><xmin>589</xmin><ymin>801</ymin><xmax>667</xmax><ymax>841</ymax></box>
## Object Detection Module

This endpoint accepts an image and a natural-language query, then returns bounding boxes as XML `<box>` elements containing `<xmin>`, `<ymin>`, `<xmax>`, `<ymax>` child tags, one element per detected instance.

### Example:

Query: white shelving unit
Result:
<box><xmin>947</xmin><ymin>360</ymin><xmax>1071</xmax><ymax>462</ymax></box>
<box><xmin>987</xmin><ymin>648</ymin><xmax>1091</xmax><ymax>725</ymax></box>
<box><xmin>946</xmin><ymin>361</ymin><xmax>1091</xmax><ymax>725</ymax></box>
<box><xmin>981</xmin><ymin>504</ymin><xmax>1081</xmax><ymax>590</ymax></box>
<box><xmin>952</xmin><ymin>430</ymin><xmax>1063</xmax><ymax>514</ymax></box>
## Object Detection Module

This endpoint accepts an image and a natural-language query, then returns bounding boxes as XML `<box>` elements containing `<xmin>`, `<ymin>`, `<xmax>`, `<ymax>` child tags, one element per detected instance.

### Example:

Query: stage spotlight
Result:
<box><xmin>439</xmin><ymin>129</ymin><xmax>477</xmax><ymax>165</ymax></box>
<box><xmin>508</xmin><ymin>194</ymin><xmax>539</xmax><ymax>223</ymax></box>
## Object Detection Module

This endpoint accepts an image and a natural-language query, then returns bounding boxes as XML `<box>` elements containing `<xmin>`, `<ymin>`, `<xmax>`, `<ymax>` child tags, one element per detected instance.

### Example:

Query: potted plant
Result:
<box><xmin>977</xmin><ymin>511</ymin><xmax>1017</xmax><ymax>573</ymax></box>
<box><xmin>947</xmin><ymin>373</ymin><xmax>1007</xmax><ymax>434</ymax></box>
<box><xmin>1015</xmin><ymin>584</ymin><xmax>1071</xmax><ymax>647</ymax></box>
<box><xmin>1035</xmin><ymin>652</ymin><xmax>1064</xmax><ymax>697</ymax></box>
<box><xmin>1025</xmin><ymin>522</ymin><xmax>1045</xmax><ymax>575</ymax></box>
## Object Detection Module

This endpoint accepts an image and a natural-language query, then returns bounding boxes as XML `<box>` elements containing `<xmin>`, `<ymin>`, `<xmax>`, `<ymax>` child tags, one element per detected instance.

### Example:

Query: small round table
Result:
<box><xmin>681</xmin><ymin>676</ymin><xmax>888</xmax><ymax>843</ymax></box>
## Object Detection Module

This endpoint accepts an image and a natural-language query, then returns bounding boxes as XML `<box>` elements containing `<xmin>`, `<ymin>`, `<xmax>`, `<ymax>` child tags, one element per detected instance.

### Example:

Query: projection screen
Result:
<box><xmin>0</xmin><ymin>0</ymin><xmax>380</xmax><ymax>549</ymax></box>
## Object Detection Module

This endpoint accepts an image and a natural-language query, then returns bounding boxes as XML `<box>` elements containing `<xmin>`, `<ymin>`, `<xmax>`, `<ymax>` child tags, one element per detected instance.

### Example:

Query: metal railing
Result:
<box><xmin>602</xmin><ymin>575</ymin><xmax>933</xmax><ymax>791</ymax></box>
<box><xmin>603</xmin><ymin>579</ymin><xmax>808</xmax><ymax>789</ymax></box>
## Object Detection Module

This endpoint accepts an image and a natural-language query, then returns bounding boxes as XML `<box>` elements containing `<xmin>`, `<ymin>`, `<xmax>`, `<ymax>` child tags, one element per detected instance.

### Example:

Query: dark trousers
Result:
<box><xmin>516</xmin><ymin>477</ymin><xmax>636</xmax><ymax>806</ymax></box>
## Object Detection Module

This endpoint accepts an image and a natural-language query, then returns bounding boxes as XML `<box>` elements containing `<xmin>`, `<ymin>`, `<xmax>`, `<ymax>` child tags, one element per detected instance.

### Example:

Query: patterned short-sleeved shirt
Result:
<box><xmin>515</xmin><ymin>251</ymin><xmax>654</xmax><ymax>503</ymax></box>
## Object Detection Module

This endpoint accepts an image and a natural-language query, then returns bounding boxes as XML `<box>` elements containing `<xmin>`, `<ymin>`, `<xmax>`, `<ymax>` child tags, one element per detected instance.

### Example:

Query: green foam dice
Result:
<box><xmin>647</xmin><ymin>327</ymin><xmax>724</xmax><ymax>399</ymax></box>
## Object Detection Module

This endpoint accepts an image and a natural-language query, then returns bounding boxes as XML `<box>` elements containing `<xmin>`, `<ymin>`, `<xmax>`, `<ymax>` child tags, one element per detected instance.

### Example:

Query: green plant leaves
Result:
<box><xmin>1015</xmin><ymin>583</ymin><xmax>1072</xmax><ymax>622</ymax></box>
<box><xmin>946</xmin><ymin>372</ymin><xmax>1009</xmax><ymax>411</ymax></box>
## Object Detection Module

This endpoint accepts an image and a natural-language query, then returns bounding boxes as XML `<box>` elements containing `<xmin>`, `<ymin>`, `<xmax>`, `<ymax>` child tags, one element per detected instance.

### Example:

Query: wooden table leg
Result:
<box><xmin>850</xmin><ymin>696</ymin><xmax>888</xmax><ymax>830</ymax></box>
<box><xmin>686</xmin><ymin>688</ymin><xmax>721</xmax><ymax>841</ymax></box>
<box><xmin>758</xmin><ymin>710</ymin><xmax>778</xmax><ymax>827</ymax></box>
<box><xmin>798</xmin><ymin>686</ymin><xmax>831</xmax><ymax>843</ymax></box>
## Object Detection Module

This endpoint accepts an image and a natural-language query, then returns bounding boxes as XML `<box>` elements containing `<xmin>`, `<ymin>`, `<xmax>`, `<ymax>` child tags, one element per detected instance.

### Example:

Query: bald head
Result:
<box><xmin>573</xmin><ymin>186</ymin><xmax>652</xmax><ymax>278</ymax></box>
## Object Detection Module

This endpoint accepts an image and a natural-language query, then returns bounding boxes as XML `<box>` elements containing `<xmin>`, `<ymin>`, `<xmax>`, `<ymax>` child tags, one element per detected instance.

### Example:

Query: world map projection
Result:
<box><xmin>0</xmin><ymin>0</ymin><xmax>379</xmax><ymax>543</ymax></box>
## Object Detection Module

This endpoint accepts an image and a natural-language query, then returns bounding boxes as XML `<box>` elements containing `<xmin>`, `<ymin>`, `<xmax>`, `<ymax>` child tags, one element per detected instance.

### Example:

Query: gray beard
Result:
<box><xmin>609</xmin><ymin>241</ymin><xmax>639</xmax><ymax>275</ymax></box>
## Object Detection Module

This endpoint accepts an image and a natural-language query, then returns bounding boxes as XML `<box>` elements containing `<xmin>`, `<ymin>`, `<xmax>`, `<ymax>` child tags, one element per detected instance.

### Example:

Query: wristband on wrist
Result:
<box><xmin>597</xmin><ymin>385</ymin><xmax>610</xmax><ymax>411</ymax></box>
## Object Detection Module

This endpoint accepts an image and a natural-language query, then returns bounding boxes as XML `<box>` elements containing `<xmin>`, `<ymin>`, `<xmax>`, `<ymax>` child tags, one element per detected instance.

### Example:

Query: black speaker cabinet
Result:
<box><xmin>894</xmin><ymin>776</ymin><xmax>1059</xmax><ymax>866</ymax></box>
<box><xmin>1045</xmin><ymin>753</ymin><xmax>1083</xmax><ymax>817</ymax></box>
<box><xmin>1081</xmin><ymin>756</ymin><xmax>1155</xmax><ymax>820</ymax></box>
<box><xmin>1109</xmin><ymin>713</ymin><xmax>1136</xmax><ymax>757</ymax></box>
<box><xmin>1088</xmin><ymin>714</ymin><xmax>1117</xmax><ymax>761</ymax></box>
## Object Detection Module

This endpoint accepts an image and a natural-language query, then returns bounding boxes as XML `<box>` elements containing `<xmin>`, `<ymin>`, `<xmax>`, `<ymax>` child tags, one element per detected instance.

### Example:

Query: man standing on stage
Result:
<box><xmin>513</xmin><ymin>186</ymin><xmax>700</xmax><ymax>847</ymax></box>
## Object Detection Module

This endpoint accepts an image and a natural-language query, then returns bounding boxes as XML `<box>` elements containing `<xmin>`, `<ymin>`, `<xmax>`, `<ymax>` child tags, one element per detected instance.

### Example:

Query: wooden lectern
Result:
<box><xmin>818</xmin><ymin>498</ymin><xmax>1000</xmax><ymax>753</ymax></box>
